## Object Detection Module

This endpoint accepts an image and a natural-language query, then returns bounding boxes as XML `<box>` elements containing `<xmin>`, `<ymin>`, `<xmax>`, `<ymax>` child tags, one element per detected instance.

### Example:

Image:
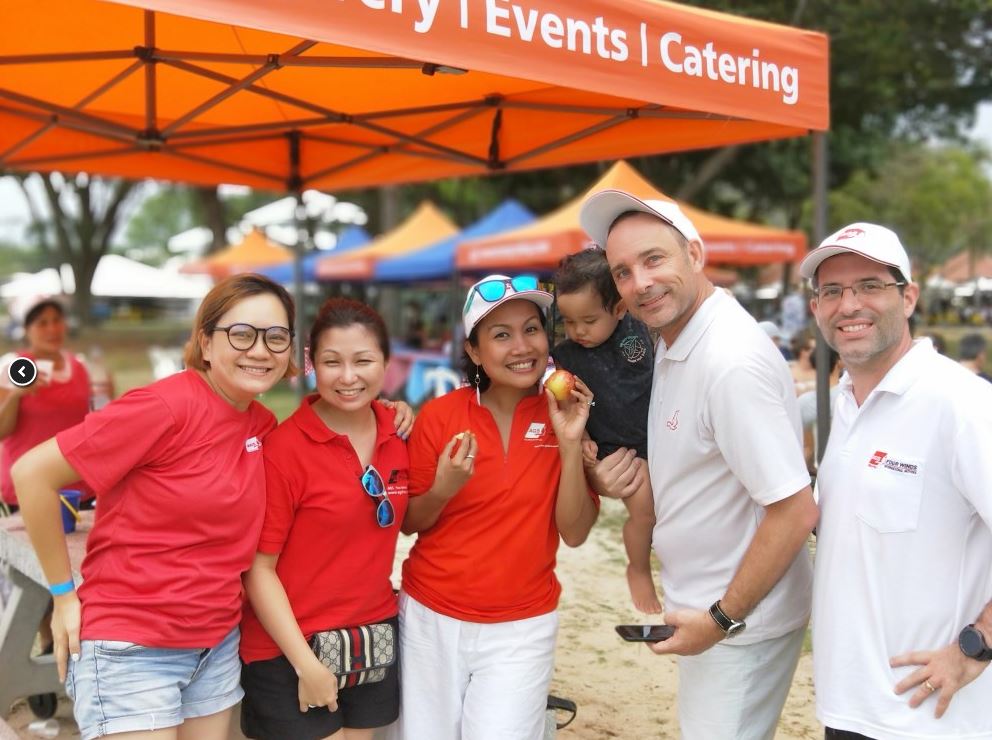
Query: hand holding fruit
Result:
<box><xmin>544</xmin><ymin>370</ymin><xmax>594</xmax><ymax>445</ymax></box>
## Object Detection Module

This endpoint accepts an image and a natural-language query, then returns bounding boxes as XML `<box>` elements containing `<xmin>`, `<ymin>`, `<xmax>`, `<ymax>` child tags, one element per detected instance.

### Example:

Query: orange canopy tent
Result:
<box><xmin>182</xmin><ymin>226</ymin><xmax>294</xmax><ymax>277</ymax></box>
<box><xmin>315</xmin><ymin>201</ymin><xmax>458</xmax><ymax>281</ymax></box>
<box><xmin>1</xmin><ymin>1</ymin><xmax>827</xmax><ymax>191</ymax></box>
<box><xmin>457</xmin><ymin>160</ymin><xmax>806</xmax><ymax>270</ymax></box>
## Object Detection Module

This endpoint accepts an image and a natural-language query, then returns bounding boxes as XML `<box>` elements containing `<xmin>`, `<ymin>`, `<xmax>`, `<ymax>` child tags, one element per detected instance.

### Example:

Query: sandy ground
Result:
<box><xmin>6</xmin><ymin>499</ymin><xmax>820</xmax><ymax>739</ymax></box>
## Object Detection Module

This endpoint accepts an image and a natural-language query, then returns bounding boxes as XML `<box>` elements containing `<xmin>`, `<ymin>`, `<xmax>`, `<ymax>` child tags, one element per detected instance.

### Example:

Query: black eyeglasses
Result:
<box><xmin>361</xmin><ymin>465</ymin><xmax>395</xmax><ymax>528</ymax></box>
<box><xmin>463</xmin><ymin>275</ymin><xmax>539</xmax><ymax>316</ymax></box>
<box><xmin>212</xmin><ymin>324</ymin><xmax>293</xmax><ymax>353</ymax></box>
<box><xmin>812</xmin><ymin>280</ymin><xmax>905</xmax><ymax>303</ymax></box>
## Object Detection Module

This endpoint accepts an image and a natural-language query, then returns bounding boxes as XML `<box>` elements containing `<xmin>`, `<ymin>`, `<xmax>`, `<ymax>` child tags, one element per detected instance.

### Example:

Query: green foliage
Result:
<box><xmin>828</xmin><ymin>142</ymin><xmax>992</xmax><ymax>274</ymax></box>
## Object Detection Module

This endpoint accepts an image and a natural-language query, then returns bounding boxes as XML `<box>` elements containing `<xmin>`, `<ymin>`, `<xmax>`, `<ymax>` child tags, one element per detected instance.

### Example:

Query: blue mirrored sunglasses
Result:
<box><xmin>463</xmin><ymin>275</ymin><xmax>539</xmax><ymax>315</ymax></box>
<box><xmin>360</xmin><ymin>464</ymin><xmax>395</xmax><ymax>528</ymax></box>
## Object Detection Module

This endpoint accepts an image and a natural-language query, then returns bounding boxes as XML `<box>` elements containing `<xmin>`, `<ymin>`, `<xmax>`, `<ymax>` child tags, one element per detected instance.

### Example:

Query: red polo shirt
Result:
<box><xmin>401</xmin><ymin>387</ymin><xmax>594</xmax><ymax>623</ymax></box>
<box><xmin>56</xmin><ymin>370</ymin><xmax>276</xmax><ymax>648</ymax></box>
<box><xmin>240</xmin><ymin>396</ymin><xmax>409</xmax><ymax>663</ymax></box>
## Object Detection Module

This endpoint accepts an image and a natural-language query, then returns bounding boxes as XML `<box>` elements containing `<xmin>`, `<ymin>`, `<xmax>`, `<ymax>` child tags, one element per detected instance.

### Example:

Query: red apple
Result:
<box><xmin>544</xmin><ymin>369</ymin><xmax>576</xmax><ymax>402</ymax></box>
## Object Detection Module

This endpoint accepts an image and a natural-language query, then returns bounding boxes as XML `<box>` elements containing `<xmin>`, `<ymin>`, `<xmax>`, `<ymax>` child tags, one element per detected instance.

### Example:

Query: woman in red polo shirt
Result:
<box><xmin>397</xmin><ymin>274</ymin><xmax>599</xmax><ymax>740</ymax></box>
<box><xmin>240</xmin><ymin>298</ymin><xmax>424</xmax><ymax>740</ymax></box>
<box><xmin>1</xmin><ymin>297</ymin><xmax>91</xmax><ymax>509</ymax></box>
<box><xmin>14</xmin><ymin>274</ymin><xmax>296</xmax><ymax>740</ymax></box>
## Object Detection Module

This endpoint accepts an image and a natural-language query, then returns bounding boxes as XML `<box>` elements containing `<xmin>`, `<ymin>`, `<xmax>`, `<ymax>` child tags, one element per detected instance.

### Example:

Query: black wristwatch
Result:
<box><xmin>959</xmin><ymin>624</ymin><xmax>992</xmax><ymax>661</ymax></box>
<box><xmin>708</xmin><ymin>601</ymin><xmax>746</xmax><ymax>638</ymax></box>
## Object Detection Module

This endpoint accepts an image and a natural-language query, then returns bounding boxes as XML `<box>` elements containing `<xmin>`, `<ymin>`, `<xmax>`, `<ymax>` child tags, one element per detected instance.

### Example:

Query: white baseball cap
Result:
<box><xmin>799</xmin><ymin>222</ymin><xmax>912</xmax><ymax>283</ymax></box>
<box><xmin>462</xmin><ymin>274</ymin><xmax>553</xmax><ymax>336</ymax></box>
<box><xmin>579</xmin><ymin>190</ymin><xmax>702</xmax><ymax>249</ymax></box>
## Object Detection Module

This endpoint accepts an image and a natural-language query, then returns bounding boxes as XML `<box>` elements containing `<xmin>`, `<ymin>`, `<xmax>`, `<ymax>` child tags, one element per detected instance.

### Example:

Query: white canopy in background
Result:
<box><xmin>1</xmin><ymin>254</ymin><xmax>212</xmax><ymax>301</ymax></box>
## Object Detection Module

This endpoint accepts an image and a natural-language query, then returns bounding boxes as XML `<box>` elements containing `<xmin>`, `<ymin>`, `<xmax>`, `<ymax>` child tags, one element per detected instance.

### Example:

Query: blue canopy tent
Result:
<box><xmin>258</xmin><ymin>225</ymin><xmax>371</xmax><ymax>283</ymax></box>
<box><xmin>373</xmin><ymin>200</ymin><xmax>534</xmax><ymax>282</ymax></box>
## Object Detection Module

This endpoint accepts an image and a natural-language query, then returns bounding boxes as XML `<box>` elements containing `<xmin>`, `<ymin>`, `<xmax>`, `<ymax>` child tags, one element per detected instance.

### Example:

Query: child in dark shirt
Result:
<box><xmin>552</xmin><ymin>248</ymin><xmax>660</xmax><ymax>613</ymax></box>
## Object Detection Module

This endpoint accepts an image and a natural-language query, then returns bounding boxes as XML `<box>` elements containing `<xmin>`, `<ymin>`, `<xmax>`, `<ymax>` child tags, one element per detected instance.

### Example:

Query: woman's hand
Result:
<box><xmin>296</xmin><ymin>657</ymin><xmax>339</xmax><ymax>713</ymax></box>
<box><xmin>545</xmin><ymin>376</ymin><xmax>593</xmax><ymax>447</ymax></box>
<box><xmin>430</xmin><ymin>431</ymin><xmax>477</xmax><ymax>501</ymax></box>
<box><xmin>381</xmin><ymin>399</ymin><xmax>415</xmax><ymax>440</ymax></box>
<box><xmin>51</xmin><ymin>591</ymin><xmax>82</xmax><ymax>683</ymax></box>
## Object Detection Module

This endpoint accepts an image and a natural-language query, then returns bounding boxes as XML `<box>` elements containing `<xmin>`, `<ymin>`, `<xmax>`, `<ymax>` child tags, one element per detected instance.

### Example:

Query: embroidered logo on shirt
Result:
<box><xmin>524</xmin><ymin>422</ymin><xmax>546</xmax><ymax>440</ymax></box>
<box><xmin>245</xmin><ymin>436</ymin><xmax>262</xmax><ymax>453</ymax></box>
<box><xmin>620</xmin><ymin>335</ymin><xmax>647</xmax><ymax>363</ymax></box>
<box><xmin>868</xmin><ymin>450</ymin><xmax>919</xmax><ymax>475</ymax></box>
<box><xmin>666</xmin><ymin>410</ymin><xmax>680</xmax><ymax>430</ymax></box>
<box><xmin>868</xmin><ymin>450</ymin><xmax>887</xmax><ymax>468</ymax></box>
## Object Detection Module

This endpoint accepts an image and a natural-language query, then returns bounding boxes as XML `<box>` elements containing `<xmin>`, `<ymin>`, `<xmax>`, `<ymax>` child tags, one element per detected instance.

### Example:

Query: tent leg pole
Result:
<box><xmin>812</xmin><ymin>130</ymin><xmax>830</xmax><ymax>466</ymax></box>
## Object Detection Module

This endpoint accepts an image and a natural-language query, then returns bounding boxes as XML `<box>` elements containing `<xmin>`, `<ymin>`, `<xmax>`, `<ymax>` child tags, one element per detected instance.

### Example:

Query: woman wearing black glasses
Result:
<box><xmin>240</xmin><ymin>298</ymin><xmax>417</xmax><ymax>740</ymax></box>
<box><xmin>397</xmin><ymin>274</ymin><xmax>599</xmax><ymax>740</ymax></box>
<box><xmin>14</xmin><ymin>274</ymin><xmax>296</xmax><ymax>740</ymax></box>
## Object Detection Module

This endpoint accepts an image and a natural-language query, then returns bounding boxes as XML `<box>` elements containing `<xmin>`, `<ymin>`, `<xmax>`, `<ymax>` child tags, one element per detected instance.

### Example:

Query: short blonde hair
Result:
<box><xmin>183</xmin><ymin>274</ymin><xmax>297</xmax><ymax>379</ymax></box>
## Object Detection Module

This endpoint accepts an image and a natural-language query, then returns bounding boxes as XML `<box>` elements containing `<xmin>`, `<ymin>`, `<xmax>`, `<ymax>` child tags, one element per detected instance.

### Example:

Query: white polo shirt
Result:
<box><xmin>647</xmin><ymin>289</ymin><xmax>813</xmax><ymax>645</ymax></box>
<box><xmin>813</xmin><ymin>339</ymin><xmax>992</xmax><ymax>739</ymax></box>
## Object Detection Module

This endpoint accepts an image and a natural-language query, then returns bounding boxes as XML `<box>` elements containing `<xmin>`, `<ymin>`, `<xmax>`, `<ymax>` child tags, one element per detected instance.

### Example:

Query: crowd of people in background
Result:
<box><xmin>0</xmin><ymin>192</ymin><xmax>990</xmax><ymax>740</ymax></box>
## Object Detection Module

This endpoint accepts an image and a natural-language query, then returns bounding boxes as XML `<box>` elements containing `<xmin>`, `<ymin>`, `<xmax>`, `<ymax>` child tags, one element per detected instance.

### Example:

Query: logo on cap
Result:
<box><xmin>836</xmin><ymin>228</ymin><xmax>866</xmax><ymax>241</ymax></box>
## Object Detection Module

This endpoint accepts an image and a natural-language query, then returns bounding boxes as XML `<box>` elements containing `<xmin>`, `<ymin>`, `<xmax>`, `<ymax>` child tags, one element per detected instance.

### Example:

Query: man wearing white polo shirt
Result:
<box><xmin>802</xmin><ymin>223</ymin><xmax>992</xmax><ymax>740</ymax></box>
<box><xmin>580</xmin><ymin>190</ymin><xmax>818</xmax><ymax>740</ymax></box>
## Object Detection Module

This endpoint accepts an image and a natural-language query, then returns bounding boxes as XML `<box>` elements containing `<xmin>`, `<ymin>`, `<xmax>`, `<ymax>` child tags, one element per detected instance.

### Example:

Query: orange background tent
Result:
<box><xmin>458</xmin><ymin>161</ymin><xmax>806</xmax><ymax>270</ymax></box>
<box><xmin>1</xmin><ymin>0</ymin><xmax>828</xmax><ymax>192</ymax></box>
<box><xmin>315</xmin><ymin>202</ymin><xmax>458</xmax><ymax>281</ymax></box>
<box><xmin>182</xmin><ymin>227</ymin><xmax>293</xmax><ymax>277</ymax></box>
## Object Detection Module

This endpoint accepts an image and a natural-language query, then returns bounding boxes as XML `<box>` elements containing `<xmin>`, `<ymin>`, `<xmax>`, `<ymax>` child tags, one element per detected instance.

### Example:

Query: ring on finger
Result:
<box><xmin>924</xmin><ymin>679</ymin><xmax>936</xmax><ymax>693</ymax></box>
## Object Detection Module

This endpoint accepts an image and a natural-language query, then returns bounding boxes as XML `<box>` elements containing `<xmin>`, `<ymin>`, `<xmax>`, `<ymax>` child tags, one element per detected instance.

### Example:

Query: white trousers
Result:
<box><xmin>395</xmin><ymin>591</ymin><xmax>558</xmax><ymax>740</ymax></box>
<box><xmin>677</xmin><ymin>625</ymin><xmax>806</xmax><ymax>740</ymax></box>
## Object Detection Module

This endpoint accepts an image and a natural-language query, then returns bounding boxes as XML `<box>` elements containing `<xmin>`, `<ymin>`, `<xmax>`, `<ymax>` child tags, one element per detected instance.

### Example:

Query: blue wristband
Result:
<box><xmin>49</xmin><ymin>578</ymin><xmax>75</xmax><ymax>597</ymax></box>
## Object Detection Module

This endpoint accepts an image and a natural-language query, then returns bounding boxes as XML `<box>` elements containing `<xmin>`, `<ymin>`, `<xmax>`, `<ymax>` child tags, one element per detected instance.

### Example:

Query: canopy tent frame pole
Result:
<box><xmin>812</xmin><ymin>130</ymin><xmax>831</xmax><ymax>465</ymax></box>
<box><xmin>288</xmin><ymin>130</ymin><xmax>309</xmax><ymax>401</ymax></box>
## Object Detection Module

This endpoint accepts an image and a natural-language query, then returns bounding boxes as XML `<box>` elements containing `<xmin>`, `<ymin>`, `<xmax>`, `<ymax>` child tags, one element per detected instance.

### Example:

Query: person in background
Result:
<box><xmin>397</xmin><ymin>274</ymin><xmax>598</xmax><ymax>740</ymax></box>
<box><xmin>581</xmin><ymin>191</ymin><xmax>817</xmax><ymax>740</ymax></box>
<box><xmin>789</xmin><ymin>330</ymin><xmax>818</xmax><ymax>395</ymax></box>
<box><xmin>958</xmin><ymin>332</ymin><xmax>991</xmax><ymax>382</ymax></box>
<box><xmin>551</xmin><ymin>248</ymin><xmax>659</xmax><ymax>613</ymax></box>
<box><xmin>1</xmin><ymin>297</ymin><xmax>91</xmax><ymax>511</ymax></box>
<box><xmin>758</xmin><ymin>320</ymin><xmax>792</xmax><ymax>361</ymax></box>
<box><xmin>13</xmin><ymin>274</ymin><xmax>296</xmax><ymax>740</ymax></box>
<box><xmin>802</xmin><ymin>223</ymin><xmax>992</xmax><ymax>739</ymax></box>
<box><xmin>240</xmin><ymin>298</ymin><xmax>417</xmax><ymax>740</ymax></box>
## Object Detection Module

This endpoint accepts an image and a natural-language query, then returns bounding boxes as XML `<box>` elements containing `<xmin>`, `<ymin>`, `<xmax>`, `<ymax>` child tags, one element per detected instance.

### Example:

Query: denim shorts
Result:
<box><xmin>66</xmin><ymin>627</ymin><xmax>243</xmax><ymax>740</ymax></box>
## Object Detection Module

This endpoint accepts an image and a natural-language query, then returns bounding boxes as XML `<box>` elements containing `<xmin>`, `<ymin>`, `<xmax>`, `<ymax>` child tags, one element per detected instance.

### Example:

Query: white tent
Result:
<box><xmin>1</xmin><ymin>255</ymin><xmax>212</xmax><ymax>301</ymax></box>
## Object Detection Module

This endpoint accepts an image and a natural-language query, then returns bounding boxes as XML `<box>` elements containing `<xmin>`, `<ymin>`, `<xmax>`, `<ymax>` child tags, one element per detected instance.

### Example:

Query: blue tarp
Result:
<box><xmin>258</xmin><ymin>225</ymin><xmax>371</xmax><ymax>283</ymax></box>
<box><xmin>374</xmin><ymin>200</ymin><xmax>534</xmax><ymax>282</ymax></box>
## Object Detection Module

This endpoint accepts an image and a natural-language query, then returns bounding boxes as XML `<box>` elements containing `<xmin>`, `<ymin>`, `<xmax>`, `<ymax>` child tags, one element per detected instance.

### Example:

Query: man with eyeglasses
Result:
<box><xmin>801</xmin><ymin>222</ymin><xmax>992</xmax><ymax>739</ymax></box>
<box><xmin>580</xmin><ymin>191</ymin><xmax>818</xmax><ymax>740</ymax></box>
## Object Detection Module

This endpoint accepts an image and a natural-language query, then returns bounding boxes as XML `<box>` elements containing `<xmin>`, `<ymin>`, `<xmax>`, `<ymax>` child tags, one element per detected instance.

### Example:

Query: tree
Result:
<box><xmin>828</xmin><ymin>142</ymin><xmax>992</xmax><ymax>276</ymax></box>
<box><xmin>16</xmin><ymin>172</ymin><xmax>139</xmax><ymax>325</ymax></box>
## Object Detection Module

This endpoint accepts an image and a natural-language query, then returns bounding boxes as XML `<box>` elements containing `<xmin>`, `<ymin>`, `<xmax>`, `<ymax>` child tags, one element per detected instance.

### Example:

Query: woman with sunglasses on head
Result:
<box><xmin>397</xmin><ymin>274</ymin><xmax>599</xmax><ymax>740</ymax></box>
<box><xmin>239</xmin><ymin>297</ymin><xmax>419</xmax><ymax>740</ymax></box>
<box><xmin>13</xmin><ymin>274</ymin><xmax>296</xmax><ymax>740</ymax></box>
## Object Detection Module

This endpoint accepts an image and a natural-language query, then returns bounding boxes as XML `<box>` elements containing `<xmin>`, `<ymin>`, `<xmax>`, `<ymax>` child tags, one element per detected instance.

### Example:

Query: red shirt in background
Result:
<box><xmin>1</xmin><ymin>351</ymin><xmax>91</xmax><ymax>504</ymax></box>
<box><xmin>56</xmin><ymin>369</ymin><xmax>276</xmax><ymax>648</ymax></box>
<box><xmin>401</xmin><ymin>387</ymin><xmax>595</xmax><ymax>623</ymax></box>
<box><xmin>240</xmin><ymin>397</ymin><xmax>409</xmax><ymax>663</ymax></box>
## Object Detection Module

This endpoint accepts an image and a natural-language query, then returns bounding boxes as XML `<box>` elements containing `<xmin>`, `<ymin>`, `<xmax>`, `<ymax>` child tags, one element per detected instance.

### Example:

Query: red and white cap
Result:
<box><xmin>799</xmin><ymin>223</ymin><xmax>912</xmax><ymax>283</ymax></box>
<box><xmin>579</xmin><ymin>189</ymin><xmax>702</xmax><ymax>249</ymax></box>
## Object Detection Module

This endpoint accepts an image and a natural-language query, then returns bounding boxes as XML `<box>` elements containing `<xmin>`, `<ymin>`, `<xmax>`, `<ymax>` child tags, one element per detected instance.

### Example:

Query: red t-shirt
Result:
<box><xmin>1</xmin><ymin>351</ymin><xmax>91</xmax><ymax>504</ymax></box>
<box><xmin>240</xmin><ymin>396</ymin><xmax>409</xmax><ymax>664</ymax></box>
<box><xmin>56</xmin><ymin>370</ymin><xmax>276</xmax><ymax>648</ymax></box>
<box><xmin>401</xmin><ymin>387</ymin><xmax>594</xmax><ymax>623</ymax></box>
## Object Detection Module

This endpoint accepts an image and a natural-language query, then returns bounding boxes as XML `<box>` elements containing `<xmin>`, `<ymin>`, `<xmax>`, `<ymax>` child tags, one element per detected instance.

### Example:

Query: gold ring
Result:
<box><xmin>465</xmin><ymin>454</ymin><xmax>475</xmax><ymax>460</ymax></box>
<box><xmin>924</xmin><ymin>679</ymin><xmax>936</xmax><ymax>693</ymax></box>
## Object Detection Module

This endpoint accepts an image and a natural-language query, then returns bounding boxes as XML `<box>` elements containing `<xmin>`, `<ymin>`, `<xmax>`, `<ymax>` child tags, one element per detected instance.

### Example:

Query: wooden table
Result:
<box><xmin>0</xmin><ymin>511</ymin><xmax>91</xmax><ymax>718</ymax></box>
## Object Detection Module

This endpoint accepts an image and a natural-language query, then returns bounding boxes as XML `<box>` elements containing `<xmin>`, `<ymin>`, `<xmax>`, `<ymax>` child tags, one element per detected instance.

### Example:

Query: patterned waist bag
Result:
<box><xmin>311</xmin><ymin>621</ymin><xmax>396</xmax><ymax>689</ymax></box>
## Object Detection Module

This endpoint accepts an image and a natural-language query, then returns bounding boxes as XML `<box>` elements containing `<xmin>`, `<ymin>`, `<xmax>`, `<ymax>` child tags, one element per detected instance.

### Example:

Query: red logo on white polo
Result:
<box><xmin>868</xmin><ymin>450</ymin><xmax>887</xmax><ymax>468</ymax></box>
<box><xmin>666</xmin><ymin>410</ymin><xmax>680</xmax><ymax>431</ymax></box>
<box><xmin>837</xmin><ymin>227</ymin><xmax>865</xmax><ymax>241</ymax></box>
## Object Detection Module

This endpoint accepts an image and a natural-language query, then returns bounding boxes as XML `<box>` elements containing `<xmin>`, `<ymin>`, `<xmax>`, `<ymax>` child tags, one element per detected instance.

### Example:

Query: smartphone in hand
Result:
<box><xmin>615</xmin><ymin>624</ymin><xmax>675</xmax><ymax>643</ymax></box>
